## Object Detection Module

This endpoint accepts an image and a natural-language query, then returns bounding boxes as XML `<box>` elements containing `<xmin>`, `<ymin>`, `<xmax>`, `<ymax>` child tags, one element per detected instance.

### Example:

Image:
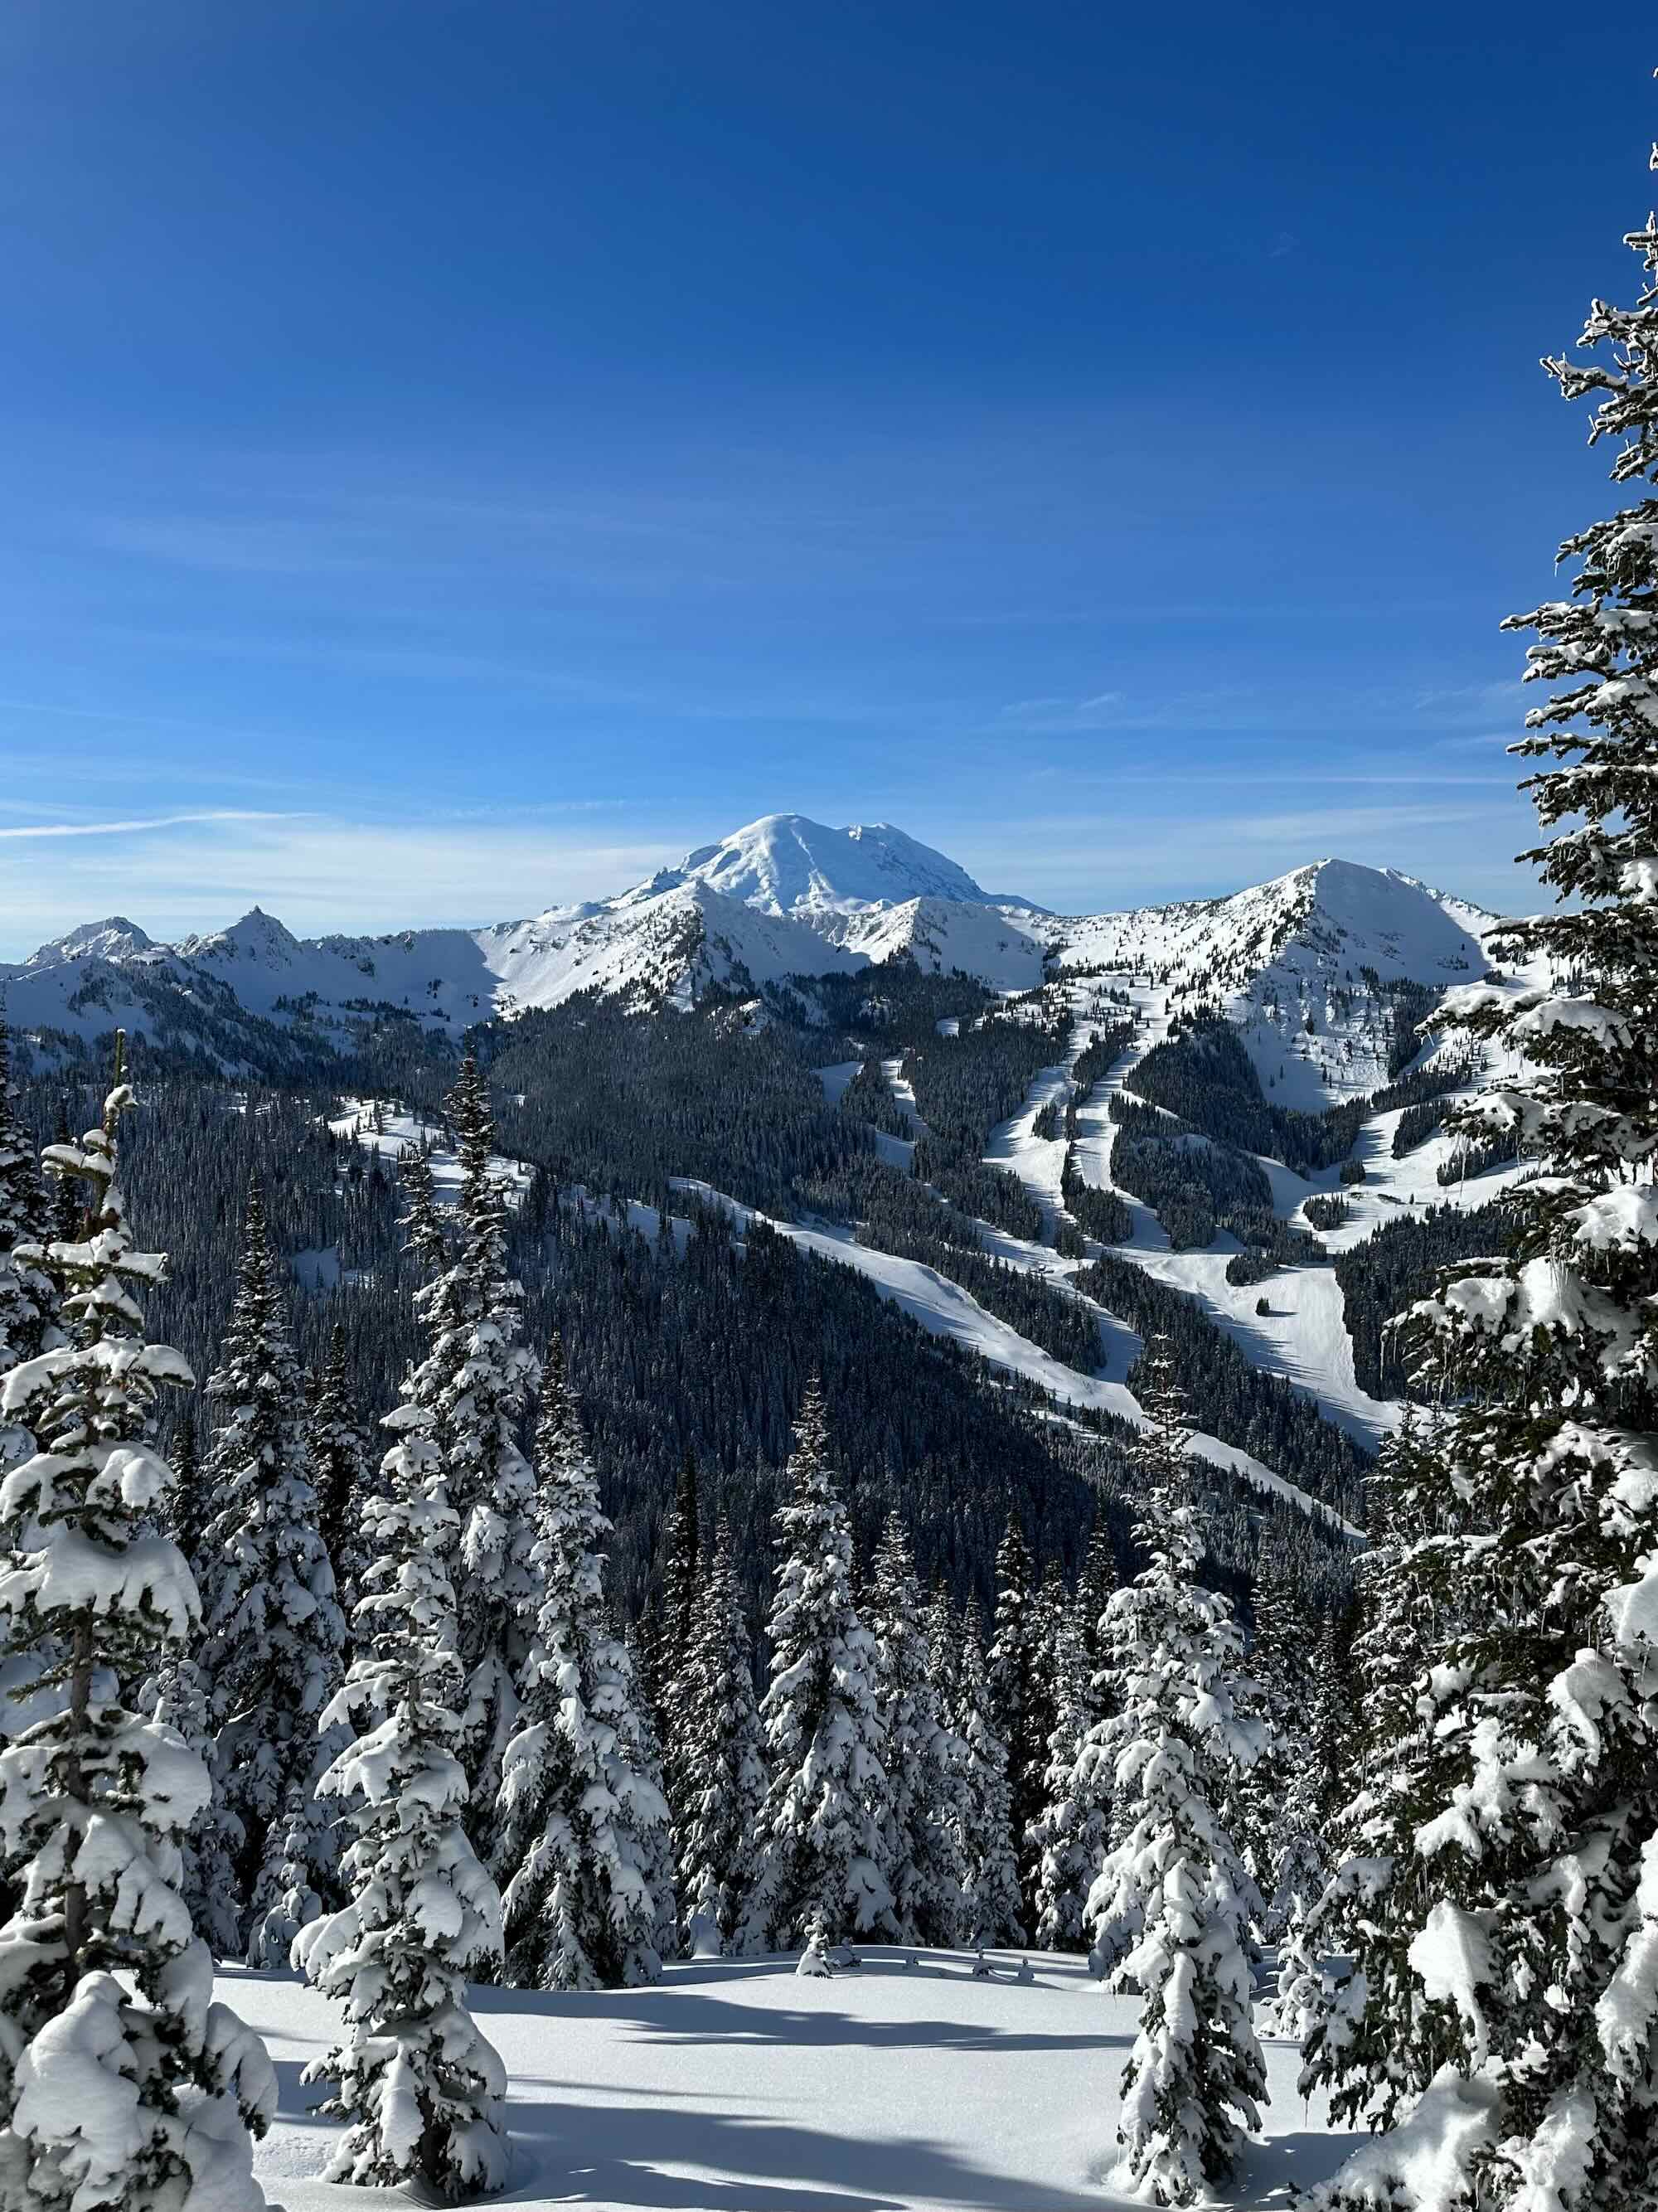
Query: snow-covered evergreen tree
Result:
<box><xmin>657</xmin><ymin>1443</ymin><xmax>701</xmax><ymax>1836</ymax></box>
<box><xmin>164</xmin><ymin>1417</ymin><xmax>206</xmax><ymax>1576</ymax></box>
<box><xmin>1248</xmin><ymin>1560</ymin><xmax>1324</xmax><ymax>1938</ymax></box>
<box><xmin>1030</xmin><ymin>1589</ymin><xmax>1105</xmax><ymax>1952</ymax></box>
<box><xmin>1258</xmin><ymin>1908</ymin><xmax>1325</xmax><ymax>2047</ymax></box>
<box><xmin>1309</xmin><ymin>140</ymin><xmax>1658</xmax><ymax>2209</ymax></box>
<box><xmin>1300</xmin><ymin>1413</ymin><xmax>1452</xmax><ymax>2138</ymax></box>
<box><xmin>0</xmin><ymin>1050</ymin><xmax>277</xmax><ymax>2212</ymax></box>
<box><xmin>953</xmin><ymin>1592</ymin><xmax>1025</xmax><ymax>1948</ymax></box>
<box><xmin>987</xmin><ymin>1516</ymin><xmax>1043</xmax><ymax>1918</ymax></box>
<box><xmin>492</xmin><ymin>1338</ymin><xmax>672</xmax><ymax>1988</ymax></box>
<box><xmin>1030</xmin><ymin>1516</ymin><xmax>1123</xmax><ymax>1953</ymax></box>
<box><xmin>866</xmin><ymin>1516</ymin><xmax>966</xmax><ymax>1947</ymax></box>
<box><xmin>197</xmin><ymin>1179</ymin><xmax>347</xmax><ymax>1963</ymax></box>
<box><xmin>400</xmin><ymin>1144</ymin><xmax>449</xmax><ymax>1278</ymax></box>
<box><xmin>0</xmin><ymin>1022</ymin><xmax>56</xmax><ymax>1478</ymax></box>
<box><xmin>295</xmin><ymin>1393</ymin><xmax>508</xmax><ymax>2198</ymax></box>
<box><xmin>622</xmin><ymin>1614</ymin><xmax>681</xmax><ymax>1971</ymax></box>
<box><xmin>432</xmin><ymin>1057</ymin><xmax>541</xmax><ymax>1831</ymax></box>
<box><xmin>739</xmin><ymin>1385</ymin><xmax>893</xmax><ymax>1952</ymax></box>
<box><xmin>310</xmin><ymin>1322</ymin><xmax>375</xmax><ymax>1620</ymax></box>
<box><xmin>1076</xmin><ymin>1515</ymin><xmax>1118</xmax><ymax>1676</ymax></box>
<box><xmin>143</xmin><ymin>1644</ymin><xmax>244</xmax><ymax>1958</ymax></box>
<box><xmin>672</xmin><ymin>1517</ymin><xmax>767</xmax><ymax>1950</ymax></box>
<box><xmin>1084</xmin><ymin>1337</ymin><xmax>1267</xmax><ymax>2205</ymax></box>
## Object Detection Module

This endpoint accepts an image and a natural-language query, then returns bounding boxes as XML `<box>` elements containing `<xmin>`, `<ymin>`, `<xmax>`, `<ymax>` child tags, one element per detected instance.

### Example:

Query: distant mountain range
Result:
<box><xmin>2</xmin><ymin>812</ymin><xmax>1500</xmax><ymax>1098</ymax></box>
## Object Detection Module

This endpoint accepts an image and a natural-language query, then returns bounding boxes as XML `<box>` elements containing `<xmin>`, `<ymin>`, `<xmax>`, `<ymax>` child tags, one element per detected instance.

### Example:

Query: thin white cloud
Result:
<box><xmin>0</xmin><ymin>810</ymin><xmax>684</xmax><ymax>959</ymax></box>
<box><xmin>0</xmin><ymin>809</ymin><xmax>298</xmax><ymax>840</ymax></box>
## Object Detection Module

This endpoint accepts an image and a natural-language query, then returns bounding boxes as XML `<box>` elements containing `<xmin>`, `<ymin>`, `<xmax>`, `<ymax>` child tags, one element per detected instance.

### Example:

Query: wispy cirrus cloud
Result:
<box><xmin>0</xmin><ymin>808</ymin><xmax>684</xmax><ymax>961</ymax></box>
<box><xmin>996</xmin><ymin>691</ymin><xmax>1126</xmax><ymax>730</ymax></box>
<box><xmin>0</xmin><ymin>809</ymin><xmax>300</xmax><ymax>840</ymax></box>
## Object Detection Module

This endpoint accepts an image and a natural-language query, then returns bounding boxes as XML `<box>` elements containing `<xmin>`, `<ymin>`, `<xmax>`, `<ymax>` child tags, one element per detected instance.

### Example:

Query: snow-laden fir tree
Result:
<box><xmin>623</xmin><ymin>1610</ymin><xmax>681</xmax><ymax>1972</ymax></box>
<box><xmin>492</xmin><ymin>1337</ymin><xmax>673</xmax><ymax>1988</ymax></box>
<box><xmin>986</xmin><ymin>1516</ymin><xmax>1043</xmax><ymax>1918</ymax></box>
<box><xmin>400</xmin><ymin>1143</ymin><xmax>449</xmax><ymax>1280</ymax></box>
<box><xmin>295</xmin><ymin>1391</ymin><xmax>508</xmax><ymax>2199</ymax></box>
<box><xmin>142</xmin><ymin>1410</ymin><xmax>245</xmax><ymax>1953</ymax></box>
<box><xmin>1307</xmin><ymin>142</ymin><xmax>1658</xmax><ymax>2205</ymax></box>
<box><xmin>0</xmin><ymin>1021</ymin><xmax>56</xmax><ymax>1477</ymax></box>
<box><xmin>671</xmin><ymin>1516</ymin><xmax>767</xmax><ymax>1950</ymax></box>
<box><xmin>739</xmin><ymin>1384</ymin><xmax>894</xmax><ymax>1952</ymax></box>
<box><xmin>919</xmin><ymin>1579</ymin><xmax>975</xmax><ymax>1946</ymax></box>
<box><xmin>196</xmin><ymin>1179</ymin><xmax>347</xmax><ymax>1964</ymax></box>
<box><xmin>1084</xmin><ymin>1337</ymin><xmax>1267</xmax><ymax>2205</ymax></box>
<box><xmin>1030</xmin><ymin>1514</ymin><xmax>1121</xmax><ymax>1952</ymax></box>
<box><xmin>1248</xmin><ymin>1560</ymin><xmax>1325</xmax><ymax>1938</ymax></box>
<box><xmin>310</xmin><ymin>1322</ymin><xmax>375</xmax><ymax>1620</ymax></box>
<box><xmin>1030</xmin><ymin>1588</ymin><xmax>1107</xmax><ymax>1952</ymax></box>
<box><xmin>1300</xmin><ymin>1412</ymin><xmax>1453</xmax><ymax>2138</ymax></box>
<box><xmin>953</xmin><ymin>1591</ymin><xmax>1025</xmax><ymax>1948</ymax></box>
<box><xmin>164</xmin><ymin>1418</ymin><xmax>206</xmax><ymax>1579</ymax></box>
<box><xmin>0</xmin><ymin>1047</ymin><xmax>277</xmax><ymax>2212</ymax></box>
<box><xmin>432</xmin><ymin>1057</ymin><xmax>541</xmax><ymax>1832</ymax></box>
<box><xmin>865</xmin><ymin>1515</ymin><xmax>966</xmax><ymax>1947</ymax></box>
<box><xmin>143</xmin><ymin>1642</ymin><xmax>244</xmax><ymax>1958</ymax></box>
<box><xmin>622</xmin><ymin>1613</ymin><xmax>682</xmax><ymax>1972</ymax></box>
<box><xmin>657</xmin><ymin>1443</ymin><xmax>701</xmax><ymax>1836</ymax></box>
<box><xmin>1258</xmin><ymin>1907</ymin><xmax>1325</xmax><ymax>2047</ymax></box>
<box><xmin>1076</xmin><ymin>1515</ymin><xmax>1118</xmax><ymax>1676</ymax></box>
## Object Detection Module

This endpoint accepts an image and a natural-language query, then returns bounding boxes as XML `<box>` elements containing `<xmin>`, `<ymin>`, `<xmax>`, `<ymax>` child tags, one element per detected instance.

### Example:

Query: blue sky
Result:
<box><xmin>0</xmin><ymin>0</ymin><xmax>1648</xmax><ymax>953</ymax></box>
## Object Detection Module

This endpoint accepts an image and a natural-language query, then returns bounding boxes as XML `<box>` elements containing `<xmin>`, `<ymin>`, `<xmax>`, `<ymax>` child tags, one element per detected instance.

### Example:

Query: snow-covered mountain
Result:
<box><xmin>1053</xmin><ymin>857</ymin><xmax>1500</xmax><ymax>1104</ymax></box>
<box><xmin>2</xmin><ymin>815</ymin><xmax>1499</xmax><ymax>1080</ymax></box>
<box><xmin>633</xmin><ymin>815</ymin><xmax>1019</xmax><ymax>916</ymax></box>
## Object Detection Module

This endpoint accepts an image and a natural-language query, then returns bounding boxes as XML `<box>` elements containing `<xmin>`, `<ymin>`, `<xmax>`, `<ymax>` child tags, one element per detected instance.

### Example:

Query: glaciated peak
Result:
<box><xmin>663</xmin><ymin>813</ymin><xmax>1003</xmax><ymax>918</ymax></box>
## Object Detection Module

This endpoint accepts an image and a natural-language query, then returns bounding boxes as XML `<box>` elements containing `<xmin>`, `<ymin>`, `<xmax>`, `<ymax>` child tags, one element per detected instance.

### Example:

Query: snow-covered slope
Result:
<box><xmin>237</xmin><ymin>1950</ymin><xmax>1363</xmax><ymax>2211</ymax></box>
<box><xmin>1053</xmin><ymin>858</ymin><xmax>1497</xmax><ymax>1104</ymax></box>
<box><xmin>837</xmin><ymin>895</ymin><xmax>1050</xmax><ymax>988</ymax></box>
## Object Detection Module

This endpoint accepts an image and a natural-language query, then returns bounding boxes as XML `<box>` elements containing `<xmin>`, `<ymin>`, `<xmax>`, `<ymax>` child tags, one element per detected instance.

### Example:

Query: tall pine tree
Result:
<box><xmin>197</xmin><ymin>1180</ymin><xmax>347</xmax><ymax>1964</ymax></box>
<box><xmin>739</xmin><ymin>1385</ymin><xmax>893</xmax><ymax>1952</ymax></box>
<box><xmin>866</xmin><ymin>1516</ymin><xmax>966</xmax><ymax>1947</ymax></box>
<box><xmin>309</xmin><ymin>1322</ymin><xmax>374</xmax><ymax>1621</ymax></box>
<box><xmin>672</xmin><ymin>1518</ymin><xmax>767</xmax><ymax>1951</ymax></box>
<box><xmin>0</xmin><ymin>1021</ymin><xmax>55</xmax><ymax>1478</ymax></box>
<box><xmin>492</xmin><ymin>1338</ymin><xmax>673</xmax><ymax>1988</ymax></box>
<box><xmin>953</xmin><ymin>1593</ymin><xmax>1025</xmax><ymax>1948</ymax></box>
<box><xmin>1084</xmin><ymin>1338</ymin><xmax>1267</xmax><ymax>2204</ymax></box>
<box><xmin>986</xmin><ymin>1516</ymin><xmax>1043</xmax><ymax>1922</ymax></box>
<box><xmin>296</xmin><ymin>1393</ymin><xmax>508</xmax><ymax>2197</ymax></box>
<box><xmin>439</xmin><ymin>1057</ymin><xmax>541</xmax><ymax>1831</ymax></box>
<box><xmin>1310</xmin><ymin>123</ymin><xmax>1658</xmax><ymax>2210</ymax></box>
<box><xmin>657</xmin><ymin>1443</ymin><xmax>702</xmax><ymax>1839</ymax></box>
<box><xmin>0</xmin><ymin>1050</ymin><xmax>276</xmax><ymax>2212</ymax></box>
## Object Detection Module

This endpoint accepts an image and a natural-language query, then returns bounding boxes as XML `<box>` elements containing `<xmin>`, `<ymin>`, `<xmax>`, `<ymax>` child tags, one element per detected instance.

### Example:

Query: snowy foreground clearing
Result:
<box><xmin>235</xmin><ymin>1950</ymin><xmax>1360</xmax><ymax>2211</ymax></box>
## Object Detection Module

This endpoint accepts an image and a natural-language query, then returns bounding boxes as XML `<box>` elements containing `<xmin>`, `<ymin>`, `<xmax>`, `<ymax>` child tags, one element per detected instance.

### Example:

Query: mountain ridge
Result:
<box><xmin>2</xmin><ymin>815</ymin><xmax>1500</xmax><ymax>1088</ymax></box>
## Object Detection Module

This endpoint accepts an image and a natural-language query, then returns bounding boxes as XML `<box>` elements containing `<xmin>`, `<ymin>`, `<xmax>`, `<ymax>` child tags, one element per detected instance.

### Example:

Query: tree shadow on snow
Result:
<box><xmin>1236</xmin><ymin>2124</ymin><xmax>1364</xmax><ymax>2207</ymax></box>
<box><xmin>482</xmin><ymin>1986</ymin><xmax>1116</xmax><ymax>2059</ymax></box>
<box><xmin>267</xmin><ymin>2055</ymin><xmax>331</xmax><ymax>2123</ymax></box>
<box><xmin>500</xmin><ymin>2096</ymin><xmax>1110</xmax><ymax>2212</ymax></box>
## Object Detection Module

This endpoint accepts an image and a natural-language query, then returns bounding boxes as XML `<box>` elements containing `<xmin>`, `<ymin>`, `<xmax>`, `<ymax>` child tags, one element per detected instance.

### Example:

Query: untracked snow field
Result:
<box><xmin>231</xmin><ymin>1950</ymin><xmax>1361</xmax><ymax>2211</ymax></box>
